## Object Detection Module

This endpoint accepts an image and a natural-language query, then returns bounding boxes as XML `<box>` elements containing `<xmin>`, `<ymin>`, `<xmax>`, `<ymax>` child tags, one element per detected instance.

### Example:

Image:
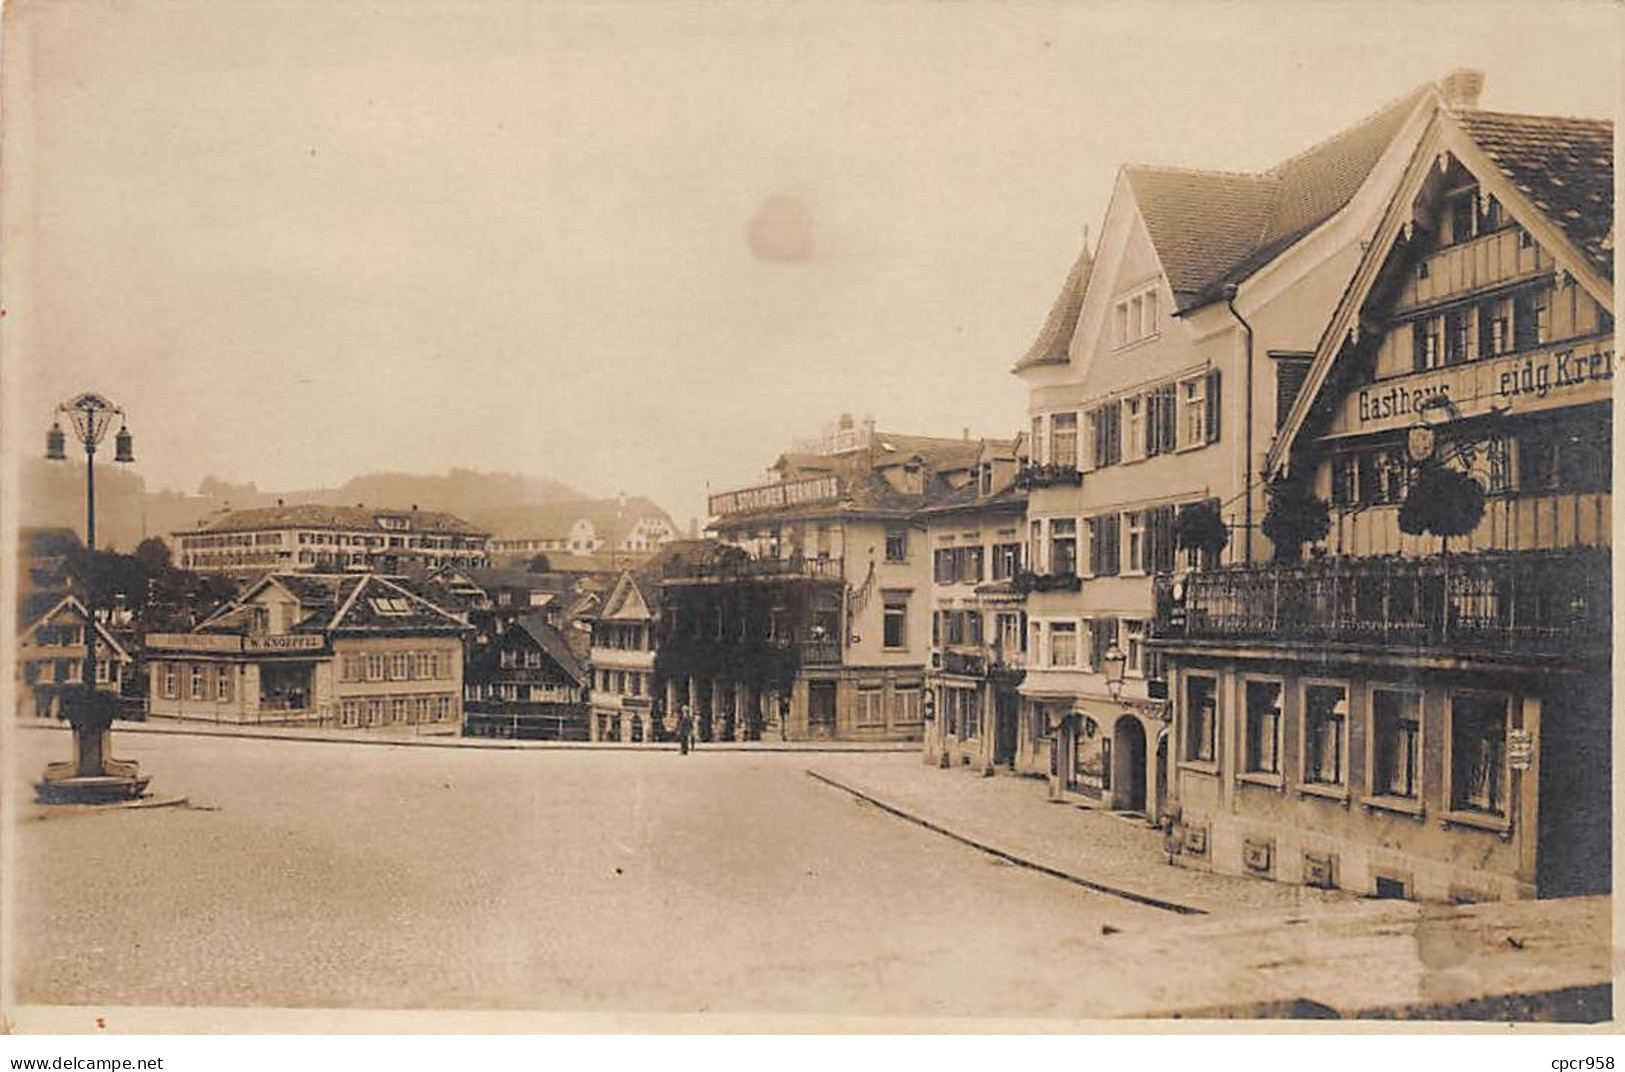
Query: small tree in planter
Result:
<box><xmin>1175</xmin><ymin>500</ymin><xmax>1230</xmax><ymax>570</ymax></box>
<box><xmin>1261</xmin><ymin>473</ymin><xmax>1331</xmax><ymax>563</ymax></box>
<box><xmin>1398</xmin><ymin>462</ymin><xmax>1485</xmax><ymax>555</ymax></box>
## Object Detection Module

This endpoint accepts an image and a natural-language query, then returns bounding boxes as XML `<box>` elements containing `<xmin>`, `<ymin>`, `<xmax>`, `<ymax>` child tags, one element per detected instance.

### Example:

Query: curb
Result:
<box><xmin>20</xmin><ymin>721</ymin><xmax>921</xmax><ymax>754</ymax></box>
<box><xmin>806</xmin><ymin>768</ymin><xmax>1206</xmax><ymax>916</ymax></box>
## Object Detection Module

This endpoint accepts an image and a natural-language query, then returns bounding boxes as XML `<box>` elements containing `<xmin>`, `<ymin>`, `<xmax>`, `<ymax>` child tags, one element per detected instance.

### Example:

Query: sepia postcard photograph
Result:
<box><xmin>0</xmin><ymin>0</ymin><xmax>1618</xmax><ymax>1058</ymax></box>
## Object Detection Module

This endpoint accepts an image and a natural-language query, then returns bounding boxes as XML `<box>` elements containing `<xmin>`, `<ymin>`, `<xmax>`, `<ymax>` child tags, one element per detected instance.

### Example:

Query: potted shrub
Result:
<box><xmin>1261</xmin><ymin>473</ymin><xmax>1331</xmax><ymax>563</ymax></box>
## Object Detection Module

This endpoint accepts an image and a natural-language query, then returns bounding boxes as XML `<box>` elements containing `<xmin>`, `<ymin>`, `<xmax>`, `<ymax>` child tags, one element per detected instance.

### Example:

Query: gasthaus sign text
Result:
<box><xmin>1336</xmin><ymin>342</ymin><xmax>1614</xmax><ymax>436</ymax></box>
<box><xmin>709</xmin><ymin>475</ymin><xmax>843</xmax><ymax>517</ymax></box>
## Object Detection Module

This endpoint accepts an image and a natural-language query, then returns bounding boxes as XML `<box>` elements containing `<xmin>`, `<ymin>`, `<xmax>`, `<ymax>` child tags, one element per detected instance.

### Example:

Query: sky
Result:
<box><xmin>5</xmin><ymin>0</ymin><xmax>1619</xmax><ymax>528</ymax></box>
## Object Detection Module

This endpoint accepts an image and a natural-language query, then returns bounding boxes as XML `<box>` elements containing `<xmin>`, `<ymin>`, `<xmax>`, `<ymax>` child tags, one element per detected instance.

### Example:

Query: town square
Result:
<box><xmin>1</xmin><ymin>0</ymin><xmax>1617</xmax><ymax>1057</ymax></box>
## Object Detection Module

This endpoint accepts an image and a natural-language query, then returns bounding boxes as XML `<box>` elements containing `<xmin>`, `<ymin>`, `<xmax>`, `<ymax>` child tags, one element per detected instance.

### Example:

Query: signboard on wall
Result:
<box><xmin>1332</xmin><ymin>342</ymin><xmax>1614</xmax><ymax>438</ymax></box>
<box><xmin>709</xmin><ymin>475</ymin><xmax>843</xmax><ymax>517</ymax></box>
<box><xmin>1508</xmin><ymin>729</ymin><xmax>1533</xmax><ymax>771</ymax></box>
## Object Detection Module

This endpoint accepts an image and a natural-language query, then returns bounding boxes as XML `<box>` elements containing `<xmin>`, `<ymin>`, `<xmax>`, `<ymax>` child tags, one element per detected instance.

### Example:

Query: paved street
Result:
<box><xmin>15</xmin><ymin>730</ymin><xmax>1176</xmax><ymax>1017</ymax></box>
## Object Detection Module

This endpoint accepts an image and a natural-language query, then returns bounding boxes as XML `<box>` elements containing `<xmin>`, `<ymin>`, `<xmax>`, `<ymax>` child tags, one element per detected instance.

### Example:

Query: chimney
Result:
<box><xmin>962</xmin><ymin>427</ymin><xmax>970</xmax><ymax>441</ymax></box>
<box><xmin>1439</xmin><ymin>69</ymin><xmax>1484</xmax><ymax>110</ymax></box>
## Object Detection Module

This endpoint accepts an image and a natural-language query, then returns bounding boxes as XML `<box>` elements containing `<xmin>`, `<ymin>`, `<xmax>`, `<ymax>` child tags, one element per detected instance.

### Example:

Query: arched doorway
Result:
<box><xmin>1112</xmin><ymin>715</ymin><xmax>1147</xmax><ymax>813</ymax></box>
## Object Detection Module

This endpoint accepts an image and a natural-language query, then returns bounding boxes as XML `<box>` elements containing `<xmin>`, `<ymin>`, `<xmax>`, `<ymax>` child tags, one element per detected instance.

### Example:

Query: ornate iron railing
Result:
<box><xmin>661</xmin><ymin>554</ymin><xmax>845</xmax><ymax>582</ymax></box>
<box><xmin>1157</xmin><ymin>549</ymin><xmax>1609</xmax><ymax>659</ymax></box>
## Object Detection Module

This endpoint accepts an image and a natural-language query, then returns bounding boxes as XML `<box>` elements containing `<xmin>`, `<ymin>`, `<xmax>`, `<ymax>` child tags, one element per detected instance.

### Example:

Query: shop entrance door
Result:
<box><xmin>807</xmin><ymin>682</ymin><xmax>837</xmax><ymax>740</ymax></box>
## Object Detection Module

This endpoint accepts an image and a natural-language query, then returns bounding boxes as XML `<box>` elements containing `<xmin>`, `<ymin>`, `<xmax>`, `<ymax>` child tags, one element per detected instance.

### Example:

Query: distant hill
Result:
<box><xmin>19</xmin><ymin>464</ymin><xmax>588</xmax><ymax>551</ymax></box>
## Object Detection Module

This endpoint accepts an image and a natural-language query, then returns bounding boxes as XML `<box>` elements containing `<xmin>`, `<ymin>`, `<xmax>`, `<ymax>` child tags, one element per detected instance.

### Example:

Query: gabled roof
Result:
<box><xmin>1454</xmin><ymin>109</ymin><xmax>1613</xmax><ymax>279</ymax></box>
<box><xmin>186</xmin><ymin>503</ymin><xmax>487</xmax><ymax>537</ymax></box>
<box><xmin>197</xmin><ymin>573</ymin><xmax>467</xmax><ymax>637</ymax></box>
<box><xmin>1267</xmin><ymin>104</ymin><xmax>1615</xmax><ymax>474</ymax></box>
<box><xmin>20</xmin><ymin>594</ymin><xmax>133</xmax><ymax>663</ymax></box>
<box><xmin>1129</xmin><ymin>86</ymin><xmax>1432</xmax><ymax>312</ymax></box>
<box><xmin>513</xmin><ymin>612</ymin><xmax>587</xmax><ymax>687</ymax></box>
<box><xmin>1013</xmin><ymin>238</ymin><xmax>1095</xmax><ymax>371</ymax></box>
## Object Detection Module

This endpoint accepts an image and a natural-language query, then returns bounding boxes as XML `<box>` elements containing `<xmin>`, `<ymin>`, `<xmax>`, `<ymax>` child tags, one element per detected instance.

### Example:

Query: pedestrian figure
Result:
<box><xmin>678</xmin><ymin>704</ymin><xmax>692</xmax><ymax>755</ymax></box>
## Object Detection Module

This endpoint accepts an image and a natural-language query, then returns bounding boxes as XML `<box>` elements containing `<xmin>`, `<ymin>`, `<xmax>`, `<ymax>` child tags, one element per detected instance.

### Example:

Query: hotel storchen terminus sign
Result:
<box><xmin>709</xmin><ymin>475</ymin><xmax>843</xmax><ymax>517</ymax></box>
<box><xmin>1333</xmin><ymin>341</ymin><xmax>1614</xmax><ymax>437</ymax></box>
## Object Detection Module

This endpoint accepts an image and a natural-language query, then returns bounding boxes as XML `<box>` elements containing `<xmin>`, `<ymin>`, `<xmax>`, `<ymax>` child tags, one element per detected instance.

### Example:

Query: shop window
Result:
<box><xmin>1450</xmin><ymin>693</ymin><xmax>1508</xmax><ymax>816</ymax></box>
<box><xmin>1184</xmin><ymin>675</ymin><xmax>1217</xmax><ymax>764</ymax></box>
<box><xmin>1244</xmin><ymin>679</ymin><xmax>1283</xmax><ymax>775</ymax></box>
<box><xmin>893</xmin><ymin>684</ymin><xmax>922</xmax><ymax>724</ymax></box>
<box><xmin>1303</xmin><ymin>682</ymin><xmax>1348</xmax><ymax>786</ymax></box>
<box><xmin>857</xmin><ymin>686</ymin><xmax>885</xmax><ymax>727</ymax></box>
<box><xmin>1372</xmin><ymin>688</ymin><xmax>1422</xmax><ymax>799</ymax></box>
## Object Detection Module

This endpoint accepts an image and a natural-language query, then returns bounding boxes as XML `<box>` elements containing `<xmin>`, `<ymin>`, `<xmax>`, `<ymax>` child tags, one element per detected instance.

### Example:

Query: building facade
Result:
<box><xmin>660</xmin><ymin>418</ymin><xmax>995</xmax><ymax>743</ymax></box>
<box><xmin>1008</xmin><ymin>77</ymin><xmax>1447</xmax><ymax>821</ymax></box>
<box><xmin>145</xmin><ymin>573</ymin><xmax>468</xmax><ymax>727</ymax></box>
<box><xmin>173</xmin><ymin>504</ymin><xmax>489</xmax><ymax>577</ymax></box>
<box><xmin>1153</xmin><ymin>99</ymin><xmax>1612</xmax><ymax>902</ymax></box>
<box><xmin>463</xmin><ymin>612</ymin><xmax>589</xmax><ymax>739</ymax></box>
<box><xmin>18</xmin><ymin>595</ymin><xmax>133</xmax><ymax>720</ymax></box>
<box><xmin>920</xmin><ymin>440</ymin><xmax>1030</xmax><ymax>772</ymax></box>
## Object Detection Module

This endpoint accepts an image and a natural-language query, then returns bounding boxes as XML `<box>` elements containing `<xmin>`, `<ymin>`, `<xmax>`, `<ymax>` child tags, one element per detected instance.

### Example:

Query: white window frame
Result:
<box><xmin>1366</xmin><ymin>684</ymin><xmax>1425</xmax><ymax>810</ymax></box>
<box><xmin>1444</xmin><ymin>689</ymin><xmax>1512</xmax><ymax>826</ymax></box>
<box><xmin>1299</xmin><ymin>678</ymin><xmax>1351</xmax><ymax>796</ymax></box>
<box><xmin>1113</xmin><ymin>283</ymin><xmax>1160</xmax><ymax>349</ymax></box>
<box><xmin>1178</xmin><ymin>375</ymin><xmax>1207</xmax><ymax>450</ymax></box>
<box><xmin>1047</xmin><ymin>620</ymin><xmax>1078</xmax><ymax>669</ymax></box>
<box><xmin>1240</xmin><ymin>675</ymin><xmax>1286</xmax><ymax>783</ymax></box>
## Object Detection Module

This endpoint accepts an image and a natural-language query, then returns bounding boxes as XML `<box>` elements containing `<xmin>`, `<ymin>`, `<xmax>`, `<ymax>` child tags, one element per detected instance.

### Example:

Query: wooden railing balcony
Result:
<box><xmin>1155</xmin><ymin>549</ymin><xmax>1609</xmax><ymax>660</ymax></box>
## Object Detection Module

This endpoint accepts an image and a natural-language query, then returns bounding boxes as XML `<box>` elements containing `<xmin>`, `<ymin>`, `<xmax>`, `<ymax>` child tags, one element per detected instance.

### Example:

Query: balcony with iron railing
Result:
<box><xmin>1014</xmin><ymin>463</ymin><xmax>1083</xmax><ymax>490</ymax></box>
<box><xmin>661</xmin><ymin>553</ymin><xmax>845</xmax><ymax>583</ymax></box>
<box><xmin>1154</xmin><ymin>548</ymin><xmax>1609</xmax><ymax>662</ymax></box>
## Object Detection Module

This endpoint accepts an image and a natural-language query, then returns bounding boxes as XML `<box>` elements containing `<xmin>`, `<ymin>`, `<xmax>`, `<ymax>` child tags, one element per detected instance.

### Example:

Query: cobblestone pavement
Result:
<box><xmin>805</xmin><ymin>754</ymin><xmax>1353</xmax><ymax>915</ymax></box>
<box><xmin>15</xmin><ymin>734</ymin><xmax>1602</xmax><ymax>1022</ymax></box>
<box><xmin>13</xmin><ymin>731</ymin><xmax>1169</xmax><ymax>1017</ymax></box>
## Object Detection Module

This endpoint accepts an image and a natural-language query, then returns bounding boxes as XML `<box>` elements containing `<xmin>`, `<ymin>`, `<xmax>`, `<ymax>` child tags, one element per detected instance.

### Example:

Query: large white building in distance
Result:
<box><xmin>173</xmin><ymin>504</ymin><xmax>489</xmax><ymax>577</ymax></box>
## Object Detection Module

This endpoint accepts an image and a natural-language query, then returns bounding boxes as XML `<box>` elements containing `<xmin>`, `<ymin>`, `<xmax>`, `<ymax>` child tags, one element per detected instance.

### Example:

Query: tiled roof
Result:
<box><xmin>1013</xmin><ymin>239</ymin><xmax>1094</xmax><ymax>371</ymax></box>
<box><xmin>514</xmin><ymin>612</ymin><xmax>587</xmax><ymax>686</ymax></box>
<box><xmin>329</xmin><ymin>575</ymin><xmax>468</xmax><ymax>634</ymax></box>
<box><xmin>1455</xmin><ymin>109</ymin><xmax>1614</xmax><ymax>279</ymax></box>
<box><xmin>200</xmin><ymin>573</ymin><xmax>467</xmax><ymax>637</ymax></box>
<box><xmin>189</xmin><ymin>504</ymin><xmax>487</xmax><ymax>537</ymax></box>
<box><xmin>1129</xmin><ymin>86</ymin><xmax>1430</xmax><ymax>311</ymax></box>
<box><xmin>721</xmin><ymin>437</ymin><xmax>1013</xmax><ymax>525</ymax></box>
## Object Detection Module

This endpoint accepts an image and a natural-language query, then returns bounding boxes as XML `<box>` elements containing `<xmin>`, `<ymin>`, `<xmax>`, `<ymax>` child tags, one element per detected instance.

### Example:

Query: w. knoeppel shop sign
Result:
<box><xmin>1335</xmin><ymin>342</ymin><xmax>1614</xmax><ymax>437</ymax></box>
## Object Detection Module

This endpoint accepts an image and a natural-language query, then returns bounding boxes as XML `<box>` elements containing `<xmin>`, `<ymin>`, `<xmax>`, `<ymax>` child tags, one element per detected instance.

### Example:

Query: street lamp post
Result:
<box><xmin>37</xmin><ymin>392</ymin><xmax>150</xmax><ymax>804</ymax></box>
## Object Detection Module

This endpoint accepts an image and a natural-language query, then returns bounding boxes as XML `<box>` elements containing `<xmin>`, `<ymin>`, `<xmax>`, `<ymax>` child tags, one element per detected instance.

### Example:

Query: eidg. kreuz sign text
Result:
<box><xmin>1338</xmin><ymin>342</ymin><xmax>1614</xmax><ymax>436</ymax></box>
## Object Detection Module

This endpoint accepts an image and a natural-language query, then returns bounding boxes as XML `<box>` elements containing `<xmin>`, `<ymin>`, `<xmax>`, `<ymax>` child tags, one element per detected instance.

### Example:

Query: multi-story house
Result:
<box><xmin>462</xmin><ymin>612</ymin><xmax>589</xmax><ymax>739</ymax></box>
<box><xmin>145</xmin><ymin>573</ymin><xmax>468</xmax><ymax>728</ymax></box>
<box><xmin>589</xmin><ymin>557</ymin><xmax>670</xmax><ymax>743</ymax></box>
<box><xmin>1153</xmin><ymin>98</ymin><xmax>1612</xmax><ymax>902</ymax></box>
<box><xmin>659</xmin><ymin>417</ymin><xmax>987</xmax><ymax>742</ymax></box>
<box><xmin>480</xmin><ymin>495</ymin><xmax>679</xmax><ymax>563</ymax></box>
<box><xmin>919</xmin><ymin>438</ymin><xmax>1030</xmax><ymax>772</ymax></box>
<box><xmin>173</xmin><ymin>503</ymin><xmax>489</xmax><ymax>577</ymax></box>
<box><xmin>1011</xmin><ymin>75</ymin><xmax>1454</xmax><ymax>820</ymax></box>
<box><xmin>18</xmin><ymin>595</ymin><xmax>133</xmax><ymax>720</ymax></box>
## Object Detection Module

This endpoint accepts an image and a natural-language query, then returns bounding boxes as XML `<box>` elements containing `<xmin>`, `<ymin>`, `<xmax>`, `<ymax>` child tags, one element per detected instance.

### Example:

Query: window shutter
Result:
<box><xmin>1144</xmin><ymin>392</ymin><xmax>1158</xmax><ymax>457</ymax></box>
<box><xmin>1206</xmin><ymin>369</ymin><xmax>1222</xmax><ymax>444</ymax></box>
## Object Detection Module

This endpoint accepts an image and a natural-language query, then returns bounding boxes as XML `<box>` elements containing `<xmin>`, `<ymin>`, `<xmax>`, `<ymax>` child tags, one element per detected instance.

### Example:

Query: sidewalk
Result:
<box><xmin>805</xmin><ymin>754</ymin><xmax>1612</xmax><ymax>1020</ymax></box>
<box><xmin>17</xmin><ymin>718</ymin><xmax>921</xmax><ymax>753</ymax></box>
<box><xmin>806</xmin><ymin>753</ymin><xmax>1351</xmax><ymax>916</ymax></box>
